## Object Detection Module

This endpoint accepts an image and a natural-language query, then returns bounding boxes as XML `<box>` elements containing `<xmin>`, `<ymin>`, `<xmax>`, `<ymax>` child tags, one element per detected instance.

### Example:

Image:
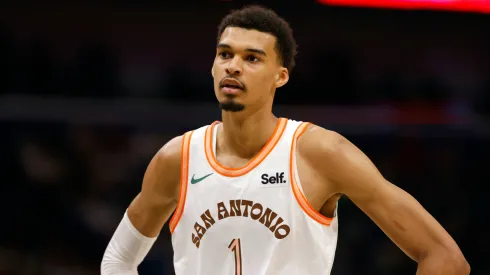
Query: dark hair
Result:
<box><xmin>217</xmin><ymin>5</ymin><xmax>297</xmax><ymax>73</ymax></box>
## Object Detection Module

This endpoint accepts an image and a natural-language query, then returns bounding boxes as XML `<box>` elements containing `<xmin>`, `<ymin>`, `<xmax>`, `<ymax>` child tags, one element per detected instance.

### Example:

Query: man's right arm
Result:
<box><xmin>100</xmin><ymin>135</ymin><xmax>183</xmax><ymax>275</ymax></box>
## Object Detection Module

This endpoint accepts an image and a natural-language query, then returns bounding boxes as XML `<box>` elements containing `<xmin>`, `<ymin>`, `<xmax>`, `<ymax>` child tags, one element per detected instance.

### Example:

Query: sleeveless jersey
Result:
<box><xmin>169</xmin><ymin>118</ymin><xmax>339</xmax><ymax>275</ymax></box>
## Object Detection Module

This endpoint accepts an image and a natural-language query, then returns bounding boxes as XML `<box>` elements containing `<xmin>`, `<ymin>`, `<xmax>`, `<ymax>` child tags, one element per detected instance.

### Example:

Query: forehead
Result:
<box><xmin>219</xmin><ymin>27</ymin><xmax>277</xmax><ymax>56</ymax></box>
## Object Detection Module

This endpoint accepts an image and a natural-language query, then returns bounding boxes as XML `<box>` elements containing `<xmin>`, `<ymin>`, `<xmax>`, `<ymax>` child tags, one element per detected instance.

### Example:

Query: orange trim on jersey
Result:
<box><xmin>169</xmin><ymin>131</ymin><xmax>193</xmax><ymax>234</ymax></box>
<box><xmin>204</xmin><ymin>118</ymin><xmax>288</xmax><ymax>177</ymax></box>
<box><xmin>290</xmin><ymin>122</ymin><xmax>333</xmax><ymax>226</ymax></box>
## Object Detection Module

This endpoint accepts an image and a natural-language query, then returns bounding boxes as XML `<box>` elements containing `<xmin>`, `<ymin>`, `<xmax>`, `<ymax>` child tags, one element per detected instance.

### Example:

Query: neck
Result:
<box><xmin>219</xmin><ymin>106</ymin><xmax>278</xmax><ymax>159</ymax></box>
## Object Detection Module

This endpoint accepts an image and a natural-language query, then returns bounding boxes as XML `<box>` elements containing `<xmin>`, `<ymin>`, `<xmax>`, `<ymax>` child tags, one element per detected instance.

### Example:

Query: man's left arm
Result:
<box><xmin>301</xmin><ymin>126</ymin><xmax>470</xmax><ymax>275</ymax></box>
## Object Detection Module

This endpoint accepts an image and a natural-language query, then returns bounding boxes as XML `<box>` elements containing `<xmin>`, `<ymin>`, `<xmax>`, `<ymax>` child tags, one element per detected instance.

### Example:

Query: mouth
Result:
<box><xmin>220</xmin><ymin>78</ymin><xmax>244</xmax><ymax>95</ymax></box>
<box><xmin>221</xmin><ymin>83</ymin><xmax>243</xmax><ymax>89</ymax></box>
<box><xmin>221</xmin><ymin>85</ymin><xmax>243</xmax><ymax>95</ymax></box>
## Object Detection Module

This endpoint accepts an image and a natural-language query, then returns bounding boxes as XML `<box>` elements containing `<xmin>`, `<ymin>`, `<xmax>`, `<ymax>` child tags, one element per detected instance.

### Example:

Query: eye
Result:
<box><xmin>219</xmin><ymin>51</ymin><xmax>231</xmax><ymax>59</ymax></box>
<box><xmin>247</xmin><ymin>55</ymin><xmax>260</xmax><ymax>63</ymax></box>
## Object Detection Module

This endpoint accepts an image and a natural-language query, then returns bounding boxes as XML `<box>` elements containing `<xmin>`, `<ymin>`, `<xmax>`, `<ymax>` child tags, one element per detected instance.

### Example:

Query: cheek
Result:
<box><xmin>213</xmin><ymin>69</ymin><xmax>221</xmax><ymax>86</ymax></box>
<box><xmin>247</xmin><ymin>76</ymin><xmax>274</xmax><ymax>99</ymax></box>
<box><xmin>255</xmin><ymin>72</ymin><xmax>276</xmax><ymax>91</ymax></box>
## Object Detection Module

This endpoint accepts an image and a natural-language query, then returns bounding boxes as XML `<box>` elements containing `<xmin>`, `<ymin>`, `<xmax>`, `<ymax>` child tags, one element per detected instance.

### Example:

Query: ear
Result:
<box><xmin>275</xmin><ymin>67</ymin><xmax>289</xmax><ymax>88</ymax></box>
<box><xmin>211</xmin><ymin>64</ymin><xmax>215</xmax><ymax>78</ymax></box>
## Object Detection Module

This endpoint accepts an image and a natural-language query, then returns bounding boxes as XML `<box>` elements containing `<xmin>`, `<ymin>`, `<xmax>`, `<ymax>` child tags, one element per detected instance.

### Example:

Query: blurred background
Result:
<box><xmin>0</xmin><ymin>0</ymin><xmax>487</xmax><ymax>274</ymax></box>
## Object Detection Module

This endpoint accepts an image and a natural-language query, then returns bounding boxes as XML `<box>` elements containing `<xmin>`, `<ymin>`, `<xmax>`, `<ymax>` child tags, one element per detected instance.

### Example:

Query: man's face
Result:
<box><xmin>212</xmin><ymin>27</ymin><xmax>288</xmax><ymax>112</ymax></box>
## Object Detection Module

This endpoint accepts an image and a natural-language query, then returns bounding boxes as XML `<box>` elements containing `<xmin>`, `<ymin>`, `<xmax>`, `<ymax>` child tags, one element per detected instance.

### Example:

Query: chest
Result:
<box><xmin>213</xmin><ymin>147</ymin><xmax>333</xmax><ymax>213</ymax></box>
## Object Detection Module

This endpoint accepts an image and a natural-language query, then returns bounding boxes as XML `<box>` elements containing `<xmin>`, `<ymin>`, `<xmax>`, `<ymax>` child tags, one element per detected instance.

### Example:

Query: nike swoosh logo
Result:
<box><xmin>191</xmin><ymin>173</ymin><xmax>214</xmax><ymax>184</ymax></box>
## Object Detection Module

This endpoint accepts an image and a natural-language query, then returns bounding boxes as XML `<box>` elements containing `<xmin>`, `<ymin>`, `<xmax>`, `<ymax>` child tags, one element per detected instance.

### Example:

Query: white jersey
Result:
<box><xmin>169</xmin><ymin>118</ymin><xmax>339</xmax><ymax>275</ymax></box>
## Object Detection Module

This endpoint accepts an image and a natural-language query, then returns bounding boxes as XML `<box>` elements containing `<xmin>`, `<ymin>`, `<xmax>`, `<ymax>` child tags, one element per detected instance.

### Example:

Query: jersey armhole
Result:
<box><xmin>290</xmin><ymin>122</ymin><xmax>334</xmax><ymax>226</ymax></box>
<box><xmin>169</xmin><ymin>130</ymin><xmax>194</xmax><ymax>234</ymax></box>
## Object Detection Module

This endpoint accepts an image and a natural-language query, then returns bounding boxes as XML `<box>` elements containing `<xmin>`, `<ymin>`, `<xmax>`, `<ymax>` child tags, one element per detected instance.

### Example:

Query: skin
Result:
<box><xmin>125</xmin><ymin>26</ymin><xmax>470</xmax><ymax>274</ymax></box>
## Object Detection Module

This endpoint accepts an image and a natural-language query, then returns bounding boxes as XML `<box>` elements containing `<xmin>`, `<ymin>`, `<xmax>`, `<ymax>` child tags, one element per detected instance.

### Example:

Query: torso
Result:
<box><xmin>169</xmin><ymin>118</ymin><xmax>339</xmax><ymax>275</ymax></box>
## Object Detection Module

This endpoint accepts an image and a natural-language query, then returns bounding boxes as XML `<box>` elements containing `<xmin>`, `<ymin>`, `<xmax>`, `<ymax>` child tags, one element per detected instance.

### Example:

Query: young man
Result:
<box><xmin>101</xmin><ymin>5</ymin><xmax>469</xmax><ymax>275</ymax></box>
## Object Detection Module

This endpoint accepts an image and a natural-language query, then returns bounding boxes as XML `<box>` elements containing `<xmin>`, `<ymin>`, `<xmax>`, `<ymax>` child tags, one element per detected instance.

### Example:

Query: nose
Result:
<box><xmin>225</xmin><ymin>56</ymin><xmax>243</xmax><ymax>76</ymax></box>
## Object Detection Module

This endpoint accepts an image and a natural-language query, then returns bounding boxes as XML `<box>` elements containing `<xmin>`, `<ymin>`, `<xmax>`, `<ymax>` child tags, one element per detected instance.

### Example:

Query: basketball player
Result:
<box><xmin>101</xmin><ymin>5</ymin><xmax>469</xmax><ymax>275</ymax></box>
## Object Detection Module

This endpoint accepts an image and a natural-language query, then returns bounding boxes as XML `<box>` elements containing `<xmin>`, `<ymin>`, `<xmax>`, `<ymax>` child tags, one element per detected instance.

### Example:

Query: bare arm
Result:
<box><xmin>127</xmin><ymin>135</ymin><xmax>183</xmax><ymax>237</ymax></box>
<box><xmin>299</xmin><ymin>126</ymin><xmax>470</xmax><ymax>274</ymax></box>
<box><xmin>101</xmin><ymin>135</ymin><xmax>183</xmax><ymax>274</ymax></box>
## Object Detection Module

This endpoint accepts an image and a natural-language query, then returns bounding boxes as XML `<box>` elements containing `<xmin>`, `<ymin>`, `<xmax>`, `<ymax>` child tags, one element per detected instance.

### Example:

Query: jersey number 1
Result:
<box><xmin>228</xmin><ymin>238</ymin><xmax>242</xmax><ymax>275</ymax></box>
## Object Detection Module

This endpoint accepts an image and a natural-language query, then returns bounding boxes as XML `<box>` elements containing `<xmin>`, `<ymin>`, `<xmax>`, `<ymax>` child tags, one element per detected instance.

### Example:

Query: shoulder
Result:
<box><xmin>296</xmin><ymin>123</ymin><xmax>366</xmax><ymax>181</ymax></box>
<box><xmin>154</xmin><ymin>121</ymin><xmax>215</xmax><ymax>163</ymax></box>
<box><xmin>296</xmin><ymin>123</ymin><xmax>349</xmax><ymax>163</ymax></box>
<box><xmin>154</xmin><ymin>127</ymin><xmax>201</xmax><ymax>162</ymax></box>
<box><xmin>141</xmin><ymin>134</ymin><xmax>187</xmax><ymax>196</ymax></box>
<box><xmin>147</xmin><ymin>132</ymin><xmax>191</xmax><ymax>181</ymax></box>
<box><xmin>155</xmin><ymin>135</ymin><xmax>185</xmax><ymax>164</ymax></box>
<box><xmin>296</xmin><ymin>123</ymin><xmax>384</xmax><ymax>193</ymax></box>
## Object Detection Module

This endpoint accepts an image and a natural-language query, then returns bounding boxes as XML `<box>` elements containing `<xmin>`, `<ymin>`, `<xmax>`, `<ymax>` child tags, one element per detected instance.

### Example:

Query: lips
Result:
<box><xmin>220</xmin><ymin>78</ymin><xmax>244</xmax><ymax>90</ymax></box>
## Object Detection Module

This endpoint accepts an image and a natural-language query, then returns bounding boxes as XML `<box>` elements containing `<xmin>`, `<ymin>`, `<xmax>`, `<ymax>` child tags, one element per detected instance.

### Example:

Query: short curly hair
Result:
<box><xmin>217</xmin><ymin>5</ymin><xmax>297</xmax><ymax>73</ymax></box>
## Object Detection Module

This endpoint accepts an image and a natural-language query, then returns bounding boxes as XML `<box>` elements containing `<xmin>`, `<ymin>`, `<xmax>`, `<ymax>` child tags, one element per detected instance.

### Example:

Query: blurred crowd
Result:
<box><xmin>1</xmin><ymin>4</ymin><xmax>490</xmax><ymax>114</ymax></box>
<box><xmin>0</xmin><ymin>2</ymin><xmax>487</xmax><ymax>275</ymax></box>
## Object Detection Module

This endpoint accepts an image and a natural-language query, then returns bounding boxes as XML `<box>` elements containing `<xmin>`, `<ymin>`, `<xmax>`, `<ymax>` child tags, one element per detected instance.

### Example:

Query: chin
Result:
<box><xmin>218</xmin><ymin>100</ymin><xmax>245</xmax><ymax>112</ymax></box>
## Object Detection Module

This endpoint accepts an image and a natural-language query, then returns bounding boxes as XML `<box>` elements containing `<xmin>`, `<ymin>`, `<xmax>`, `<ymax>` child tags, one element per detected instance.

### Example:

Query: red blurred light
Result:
<box><xmin>317</xmin><ymin>0</ymin><xmax>490</xmax><ymax>14</ymax></box>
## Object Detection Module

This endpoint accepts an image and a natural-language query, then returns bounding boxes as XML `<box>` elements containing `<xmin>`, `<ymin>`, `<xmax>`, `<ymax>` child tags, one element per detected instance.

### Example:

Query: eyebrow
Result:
<box><xmin>217</xmin><ymin>43</ymin><xmax>267</xmax><ymax>56</ymax></box>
